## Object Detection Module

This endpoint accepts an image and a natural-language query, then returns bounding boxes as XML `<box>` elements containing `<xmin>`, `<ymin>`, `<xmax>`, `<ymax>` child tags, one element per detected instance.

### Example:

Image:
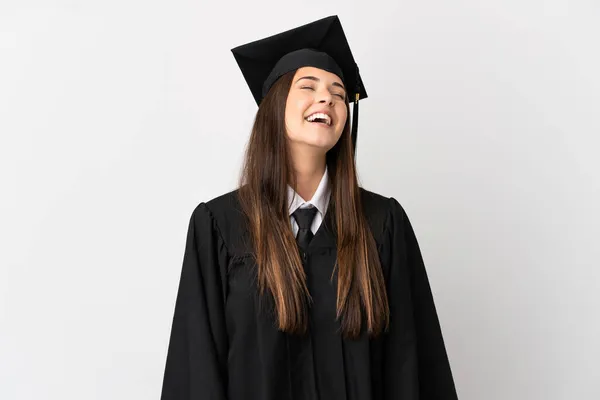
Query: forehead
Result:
<box><xmin>293</xmin><ymin>66</ymin><xmax>344</xmax><ymax>85</ymax></box>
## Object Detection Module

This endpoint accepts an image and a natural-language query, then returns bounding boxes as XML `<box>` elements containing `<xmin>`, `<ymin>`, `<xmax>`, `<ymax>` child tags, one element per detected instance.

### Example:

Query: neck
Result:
<box><xmin>290</xmin><ymin>150</ymin><xmax>327</xmax><ymax>201</ymax></box>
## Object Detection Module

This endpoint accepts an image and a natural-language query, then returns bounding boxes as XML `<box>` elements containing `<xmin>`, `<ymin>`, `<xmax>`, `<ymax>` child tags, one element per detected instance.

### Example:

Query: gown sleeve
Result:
<box><xmin>383</xmin><ymin>197</ymin><xmax>458</xmax><ymax>399</ymax></box>
<box><xmin>161</xmin><ymin>203</ymin><xmax>229</xmax><ymax>400</ymax></box>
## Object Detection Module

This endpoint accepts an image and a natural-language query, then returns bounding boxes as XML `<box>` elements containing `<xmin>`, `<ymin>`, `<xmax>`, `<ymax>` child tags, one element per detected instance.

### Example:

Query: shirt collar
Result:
<box><xmin>287</xmin><ymin>165</ymin><xmax>331</xmax><ymax>217</ymax></box>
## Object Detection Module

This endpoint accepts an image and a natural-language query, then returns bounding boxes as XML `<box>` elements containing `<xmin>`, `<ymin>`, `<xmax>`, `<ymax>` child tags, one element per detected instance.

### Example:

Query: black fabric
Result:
<box><xmin>161</xmin><ymin>188</ymin><xmax>459</xmax><ymax>400</ymax></box>
<box><xmin>292</xmin><ymin>207</ymin><xmax>318</xmax><ymax>252</ymax></box>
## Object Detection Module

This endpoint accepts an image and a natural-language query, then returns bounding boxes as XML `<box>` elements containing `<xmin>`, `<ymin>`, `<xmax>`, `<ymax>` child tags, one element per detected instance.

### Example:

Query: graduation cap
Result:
<box><xmin>231</xmin><ymin>15</ymin><xmax>367</xmax><ymax>156</ymax></box>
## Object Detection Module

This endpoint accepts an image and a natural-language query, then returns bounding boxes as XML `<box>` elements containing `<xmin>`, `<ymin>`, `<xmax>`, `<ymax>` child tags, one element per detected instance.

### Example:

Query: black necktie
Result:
<box><xmin>292</xmin><ymin>207</ymin><xmax>318</xmax><ymax>253</ymax></box>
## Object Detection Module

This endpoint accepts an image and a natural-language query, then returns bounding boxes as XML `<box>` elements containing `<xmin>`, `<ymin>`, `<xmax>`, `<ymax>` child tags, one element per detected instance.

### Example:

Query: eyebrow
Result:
<box><xmin>295</xmin><ymin>76</ymin><xmax>346</xmax><ymax>92</ymax></box>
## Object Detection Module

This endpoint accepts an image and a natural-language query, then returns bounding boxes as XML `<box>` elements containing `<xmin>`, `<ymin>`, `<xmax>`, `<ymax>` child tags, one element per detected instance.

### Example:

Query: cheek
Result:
<box><xmin>337</xmin><ymin>106</ymin><xmax>348</xmax><ymax>129</ymax></box>
<box><xmin>293</xmin><ymin>97</ymin><xmax>312</xmax><ymax>114</ymax></box>
<box><xmin>285</xmin><ymin>97</ymin><xmax>310</xmax><ymax>127</ymax></box>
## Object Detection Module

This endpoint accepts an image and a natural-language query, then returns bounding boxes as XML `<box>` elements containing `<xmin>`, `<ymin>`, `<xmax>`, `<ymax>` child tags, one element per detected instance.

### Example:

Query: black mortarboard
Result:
<box><xmin>231</xmin><ymin>15</ymin><xmax>367</xmax><ymax>157</ymax></box>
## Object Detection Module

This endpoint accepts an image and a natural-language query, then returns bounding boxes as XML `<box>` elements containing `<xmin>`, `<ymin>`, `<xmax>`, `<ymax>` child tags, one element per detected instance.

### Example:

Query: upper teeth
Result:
<box><xmin>306</xmin><ymin>113</ymin><xmax>331</xmax><ymax>125</ymax></box>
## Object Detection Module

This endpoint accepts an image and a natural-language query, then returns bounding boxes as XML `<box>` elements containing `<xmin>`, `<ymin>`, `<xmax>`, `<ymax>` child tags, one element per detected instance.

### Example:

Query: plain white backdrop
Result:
<box><xmin>1</xmin><ymin>1</ymin><xmax>599</xmax><ymax>399</ymax></box>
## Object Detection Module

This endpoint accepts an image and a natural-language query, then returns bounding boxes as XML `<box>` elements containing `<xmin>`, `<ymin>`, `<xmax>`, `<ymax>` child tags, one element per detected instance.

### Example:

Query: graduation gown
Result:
<box><xmin>160</xmin><ymin>188</ymin><xmax>458</xmax><ymax>400</ymax></box>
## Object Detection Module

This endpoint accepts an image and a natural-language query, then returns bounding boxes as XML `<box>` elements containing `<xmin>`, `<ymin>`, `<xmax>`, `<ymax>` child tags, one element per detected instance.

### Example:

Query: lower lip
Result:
<box><xmin>306</xmin><ymin>121</ymin><xmax>331</xmax><ymax>128</ymax></box>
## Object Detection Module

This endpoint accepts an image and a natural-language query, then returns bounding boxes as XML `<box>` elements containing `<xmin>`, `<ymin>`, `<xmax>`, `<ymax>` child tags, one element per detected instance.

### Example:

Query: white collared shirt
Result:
<box><xmin>287</xmin><ymin>166</ymin><xmax>331</xmax><ymax>237</ymax></box>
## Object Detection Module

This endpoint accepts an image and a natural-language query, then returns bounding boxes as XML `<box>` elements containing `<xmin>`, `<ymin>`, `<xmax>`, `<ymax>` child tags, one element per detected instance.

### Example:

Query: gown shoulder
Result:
<box><xmin>358</xmin><ymin>187</ymin><xmax>409</xmax><ymax>246</ymax></box>
<box><xmin>192</xmin><ymin>189</ymin><xmax>250</xmax><ymax>257</ymax></box>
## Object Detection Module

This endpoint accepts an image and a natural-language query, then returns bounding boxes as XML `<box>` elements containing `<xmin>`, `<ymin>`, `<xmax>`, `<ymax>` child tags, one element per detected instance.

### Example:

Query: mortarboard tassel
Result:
<box><xmin>351</xmin><ymin>64</ymin><xmax>360</xmax><ymax>159</ymax></box>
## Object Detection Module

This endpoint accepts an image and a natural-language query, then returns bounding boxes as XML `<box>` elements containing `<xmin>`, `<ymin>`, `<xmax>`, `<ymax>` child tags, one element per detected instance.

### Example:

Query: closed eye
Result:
<box><xmin>302</xmin><ymin>86</ymin><xmax>345</xmax><ymax>100</ymax></box>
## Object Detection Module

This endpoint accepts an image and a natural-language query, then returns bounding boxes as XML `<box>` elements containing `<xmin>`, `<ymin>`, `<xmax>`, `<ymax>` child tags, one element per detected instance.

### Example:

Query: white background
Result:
<box><xmin>1</xmin><ymin>1</ymin><xmax>599</xmax><ymax>399</ymax></box>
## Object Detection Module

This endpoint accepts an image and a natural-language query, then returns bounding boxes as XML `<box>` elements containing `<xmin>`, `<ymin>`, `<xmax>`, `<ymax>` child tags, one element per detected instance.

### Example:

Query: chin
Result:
<box><xmin>287</xmin><ymin>126</ymin><xmax>342</xmax><ymax>150</ymax></box>
<box><xmin>300</xmin><ymin>134</ymin><xmax>339</xmax><ymax>151</ymax></box>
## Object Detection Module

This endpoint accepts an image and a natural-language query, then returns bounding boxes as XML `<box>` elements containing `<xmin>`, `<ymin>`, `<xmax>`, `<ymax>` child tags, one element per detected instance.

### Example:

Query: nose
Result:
<box><xmin>316</xmin><ymin>88</ymin><xmax>334</xmax><ymax>106</ymax></box>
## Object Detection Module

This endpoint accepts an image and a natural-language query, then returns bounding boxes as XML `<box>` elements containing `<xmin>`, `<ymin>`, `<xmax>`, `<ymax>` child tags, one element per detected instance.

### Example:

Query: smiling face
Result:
<box><xmin>284</xmin><ymin>66</ymin><xmax>348</xmax><ymax>152</ymax></box>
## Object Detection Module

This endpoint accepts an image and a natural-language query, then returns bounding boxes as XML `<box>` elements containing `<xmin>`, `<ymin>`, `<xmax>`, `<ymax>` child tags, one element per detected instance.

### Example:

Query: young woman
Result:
<box><xmin>161</xmin><ymin>16</ymin><xmax>458</xmax><ymax>400</ymax></box>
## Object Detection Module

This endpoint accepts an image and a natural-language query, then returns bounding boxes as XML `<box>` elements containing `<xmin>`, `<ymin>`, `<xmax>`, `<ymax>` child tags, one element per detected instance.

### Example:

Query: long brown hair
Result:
<box><xmin>237</xmin><ymin>70</ymin><xmax>389</xmax><ymax>339</ymax></box>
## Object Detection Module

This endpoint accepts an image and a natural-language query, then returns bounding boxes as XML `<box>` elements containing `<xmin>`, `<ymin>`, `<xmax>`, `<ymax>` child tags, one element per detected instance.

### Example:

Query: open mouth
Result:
<box><xmin>307</xmin><ymin>119</ymin><xmax>330</xmax><ymax>127</ymax></box>
<box><xmin>305</xmin><ymin>112</ymin><xmax>332</xmax><ymax>126</ymax></box>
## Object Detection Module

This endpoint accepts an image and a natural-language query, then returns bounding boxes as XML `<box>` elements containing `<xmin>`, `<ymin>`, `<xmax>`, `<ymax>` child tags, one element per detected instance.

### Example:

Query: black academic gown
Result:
<box><xmin>160</xmin><ymin>188</ymin><xmax>458</xmax><ymax>400</ymax></box>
